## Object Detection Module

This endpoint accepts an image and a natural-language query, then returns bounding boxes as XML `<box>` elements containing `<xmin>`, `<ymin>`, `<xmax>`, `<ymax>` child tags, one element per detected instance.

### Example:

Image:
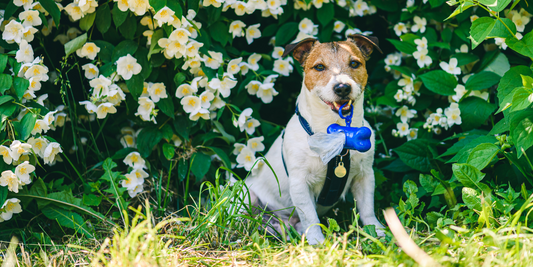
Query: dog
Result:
<box><xmin>242</xmin><ymin>34</ymin><xmax>384</xmax><ymax>245</ymax></box>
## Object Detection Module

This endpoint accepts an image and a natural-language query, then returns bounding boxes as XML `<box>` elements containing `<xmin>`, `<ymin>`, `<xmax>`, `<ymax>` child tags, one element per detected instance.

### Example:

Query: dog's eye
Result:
<box><xmin>349</xmin><ymin>60</ymin><xmax>361</xmax><ymax>69</ymax></box>
<box><xmin>313</xmin><ymin>64</ymin><xmax>325</xmax><ymax>71</ymax></box>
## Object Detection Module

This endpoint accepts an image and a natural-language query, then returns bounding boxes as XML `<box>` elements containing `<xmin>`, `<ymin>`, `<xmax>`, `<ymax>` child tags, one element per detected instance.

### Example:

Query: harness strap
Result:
<box><xmin>280</xmin><ymin>105</ymin><xmax>350</xmax><ymax>206</ymax></box>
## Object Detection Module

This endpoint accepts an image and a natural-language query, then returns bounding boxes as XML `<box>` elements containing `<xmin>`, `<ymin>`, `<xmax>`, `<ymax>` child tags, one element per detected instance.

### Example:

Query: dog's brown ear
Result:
<box><xmin>282</xmin><ymin>38</ymin><xmax>317</xmax><ymax>65</ymax></box>
<box><xmin>347</xmin><ymin>34</ymin><xmax>383</xmax><ymax>60</ymax></box>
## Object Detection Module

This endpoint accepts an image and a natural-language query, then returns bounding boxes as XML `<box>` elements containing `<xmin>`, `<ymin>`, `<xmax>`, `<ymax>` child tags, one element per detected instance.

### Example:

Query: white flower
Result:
<box><xmin>147</xmin><ymin>82</ymin><xmax>167</xmax><ymax>102</ymax></box>
<box><xmin>233</xmin><ymin>143</ymin><xmax>246</xmax><ymax>155</ymax></box>
<box><xmin>398</xmin><ymin>74</ymin><xmax>415</xmax><ymax>93</ymax></box>
<box><xmin>181</xmin><ymin>95</ymin><xmax>202</xmax><ymax>113</ymax></box>
<box><xmin>512</xmin><ymin>13</ymin><xmax>530</xmax><ymax>32</ymax></box>
<box><xmin>0</xmin><ymin>146</ymin><xmax>13</xmax><ymax>164</ymax></box>
<box><xmin>169</xmin><ymin>28</ymin><xmax>191</xmax><ymax>45</ymax></box>
<box><xmin>76</xmin><ymin>42</ymin><xmax>100</xmax><ymax>60</ymax></box>
<box><xmin>25</xmin><ymin>65</ymin><xmax>49</xmax><ymax>81</ymax></box>
<box><xmin>16</xmin><ymin>39</ymin><xmax>34</xmax><ymax>63</ymax></box>
<box><xmin>43</xmin><ymin>142</ymin><xmax>62</xmax><ymax>165</ymax></box>
<box><xmin>406</xmin><ymin>128</ymin><xmax>418</xmax><ymax>141</ymax></box>
<box><xmin>272</xmin><ymin>47</ymin><xmax>285</xmax><ymax>59</ymax></box>
<box><xmin>176</xmin><ymin>83</ymin><xmax>198</xmax><ymax>98</ymax></box>
<box><xmin>120</xmin><ymin>134</ymin><xmax>136</xmax><ymax>148</ymax></box>
<box><xmin>353</xmin><ymin>0</ymin><xmax>369</xmax><ymax>17</ymax></box>
<box><xmin>128</xmin><ymin>0</ymin><xmax>150</xmax><ymax>15</ymax></box>
<box><xmin>15</xmin><ymin>161</ymin><xmax>34</xmax><ymax>185</ymax></box>
<box><xmin>445</xmin><ymin>103</ymin><xmax>462</xmax><ymax>126</ymax></box>
<box><xmin>229</xmin><ymin>20</ymin><xmax>246</xmax><ymax>38</ymax></box>
<box><xmin>411</xmin><ymin>16</ymin><xmax>426</xmax><ymax>33</ymax></box>
<box><xmin>395</xmin><ymin>106</ymin><xmax>416</xmax><ymax>123</ymax></box>
<box><xmin>9</xmin><ymin>141</ymin><xmax>31</xmax><ymax>162</ymax></box>
<box><xmin>19</xmin><ymin>10</ymin><xmax>42</xmax><ymax>27</ymax></box>
<box><xmin>452</xmin><ymin>84</ymin><xmax>467</xmax><ymax>102</ymax></box>
<box><xmin>236</xmin><ymin>147</ymin><xmax>257</xmax><ymax>171</ymax></box>
<box><xmin>333</xmin><ymin>21</ymin><xmax>346</xmax><ymax>33</ymax></box>
<box><xmin>247</xmin><ymin>136</ymin><xmax>265</xmax><ymax>152</ymax></box>
<box><xmin>273</xmin><ymin>59</ymin><xmax>293</xmax><ymax>76</ymax></box>
<box><xmin>203</xmin><ymin>0</ymin><xmax>224</xmax><ymax>8</ymax></box>
<box><xmin>440</xmin><ymin>58</ymin><xmax>461</xmax><ymax>75</ymax></box>
<box><xmin>13</xmin><ymin>0</ymin><xmax>34</xmax><ymax>8</ymax></box>
<box><xmin>96</xmin><ymin>102</ymin><xmax>117</xmax><ymax>119</ymax></box>
<box><xmin>414</xmin><ymin>37</ymin><xmax>428</xmax><ymax>51</ymax></box>
<box><xmin>135</xmin><ymin>97</ymin><xmax>155</xmax><ymax>121</ymax></box>
<box><xmin>247</xmin><ymin>54</ymin><xmax>262</xmax><ymax>71</ymax></box>
<box><xmin>393</xmin><ymin>22</ymin><xmax>408</xmax><ymax>37</ymax></box>
<box><xmin>54</xmin><ymin>112</ymin><xmax>67</xmax><ymax>127</ymax></box>
<box><xmin>298</xmin><ymin>18</ymin><xmax>316</xmax><ymax>35</ymax></box>
<box><xmin>0</xmin><ymin>171</ymin><xmax>20</xmax><ymax>193</ymax></box>
<box><xmin>396</xmin><ymin>122</ymin><xmax>410</xmax><ymax>137</ymax></box>
<box><xmin>79</xmin><ymin>101</ymin><xmax>97</xmax><ymax>114</ymax></box>
<box><xmin>128</xmin><ymin>184</ymin><xmax>144</xmax><ymax>197</ymax></box>
<box><xmin>82</xmin><ymin>63</ymin><xmax>99</xmax><ymax>79</ymax></box>
<box><xmin>227</xmin><ymin>58</ymin><xmax>243</xmax><ymax>75</ymax></box>
<box><xmin>429</xmin><ymin>108</ymin><xmax>444</xmax><ymax>126</ymax></box>
<box><xmin>116</xmin><ymin>54</ymin><xmax>142</xmax><ymax>80</ymax></box>
<box><xmin>203</xmin><ymin>51</ymin><xmax>224</xmax><ymax>69</ymax></box>
<box><xmin>27</xmin><ymin>137</ymin><xmax>49</xmax><ymax>158</ymax></box>
<box><xmin>413</xmin><ymin>49</ymin><xmax>432</xmax><ymax>68</ymax></box>
<box><xmin>2</xmin><ymin>20</ymin><xmax>25</xmax><ymax>44</ymax></box>
<box><xmin>0</xmin><ymin>198</ymin><xmax>23</xmax><ymax>221</ymax></box>
<box><xmin>246</xmin><ymin>80</ymin><xmax>261</xmax><ymax>95</ymax></box>
<box><xmin>257</xmin><ymin>82</ymin><xmax>279</xmax><ymax>103</ymax></box>
<box><xmin>208</xmin><ymin>76</ymin><xmax>238</xmax><ymax>98</ymax></box>
<box><xmin>456</xmin><ymin>44</ymin><xmax>468</xmax><ymax>53</ymax></box>
<box><xmin>154</xmin><ymin>7</ymin><xmax>175</xmax><ymax>26</ymax></box>
<box><xmin>199</xmin><ymin>91</ymin><xmax>215</xmax><ymax>108</ymax></box>
<box><xmin>185</xmin><ymin>41</ymin><xmax>203</xmax><ymax>57</ymax></box>
<box><xmin>124</xmin><ymin>152</ymin><xmax>146</xmax><ymax>169</ymax></box>
<box><xmin>189</xmin><ymin>108</ymin><xmax>210</xmax><ymax>121</ymax></box>
<box><xmin>246</xmin><ymin>24</ymin><xmax>261</xmax><ymax>44</ymax></box>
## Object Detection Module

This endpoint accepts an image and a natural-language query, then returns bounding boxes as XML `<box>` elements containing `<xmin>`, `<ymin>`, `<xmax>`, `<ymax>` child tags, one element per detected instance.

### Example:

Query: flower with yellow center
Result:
<box><xmin>147</xmin><ymin>82</ymin><xmax>168</xmax><ymax>103</ymax></box>
<box><xmin>124</xmin><ymin>152</ymin><xmax>146</xmax><ymax>169</ymax></box>
<box><xmin>154</xmin><ymin>7</ymin><xmax>175</xmax><ymax>26</ymax></box>
<box><xmin>128</xmin><ymin>0</ymin><xmax>150</xmax><ymax>15</ymax></box>
<box><xmin>19</xmin><ymin>10</ymin><xmax>42</xmax><ymax>27</ymax></box>
<box><xmin>396</xmin><ymin>122</ymin><xmax>410</xmax><ymax>137</ymax></box>
<box><xmin>181</xmin><ymin>95</ymin><xmax>202</xmax><ymax>114</ymax></box>
<box><xmin>82</xmin><ymin>63</ymin><xmax>99</xmax><ymax>79</ymax></box>
<box><xmin>114</xmin><ymin>0</ymin><xmax>130</xmax><ymax>12</ymax></box>
<box><xmin>236</xmin><ymin>147</ymin><xmax>256</xmax><ymax>171</ymax></box>
<box><xmin>203</xmin><ymin>0</ymin><xmax>223</xmax><ymax>8</ymax></box>
<box><xmin>76</xmin><ymin>42</ymin><xmax>100</xmax><ymax>60</ymax></box>
<box><xmin>169</xmin><ymin>28</ymin><xmax>191</xmax><ymax>45</ymax></box>
<box><xmin>245</xmin><ymin>23</ymin><xmax>261</xmax><ymax>44</ymax></box>
<box><xmin>246</xmin><ymin>81</ymin><xmax>261</xmax><ymax>95</ymax></box>
<box><xmin>9</xmin><ymin>141</ymin><xmax>31</xmax><ymax>162</ymax></box>
<box><xmin>2</xmin><ymin>20</ymin><xmax>25</xmax><ymax>44</ymax></box>
<box><xmin>0</xmin><ymin>171</ymin><xmax>20</xmax><ymax>193</ymax></box>
<box><xmin>24</xmin><ymin>65</ymin><xmax>49</xmax><ymax>81</ymax></box>
<box><xmin>229</xmin><ymin>20</ymin><xmax>246</xmax><ymax>38</ymax></box>
<box><xmin>116</xmin><ymin>54</ymin><xmax>142</xmax><ymax>80</ymax></box>
<box><xmin>15</xmin><ymin>39</ymin><xmax>33</xmax><ymax>64</ymax></box>
<box><xmin>333</xmin><ymin>21</ymin><xmax>346</xmax><ymax>33</ymax></box>
<box><xmin>199</xmin><ymin>91</ymin><xmax>215</xmax><ymax>109</ymax></box>
<box><xmin>120</xmin><ymin>134</ymin><xmax>136</xmax><ymax>148</ymax></box>
<box><xmin>273</xmin><ymin>59</ymin><xmax>293</xmax><ymax>76</ymax></box>
<box><xmin>65</xmin><ymin>3</ymin><xmax>84</xmax><ymax>21</ymax></box>
<box><xmin>0</xmin><ymin>146</ymin><xmax>13</xmax><ymax>164</ymax></box>
<box><xmin>15</xmin><ymin>161</ymin><xmax>34</xmax><ymax>185</ymax></box>
<box><xmin>247</xmin><ymin>136</ymin><xmax>265</xmax><ymax>152</ymax></box>
<box><xmin>393</xmin><ymin>22</ymin><xmax>408</xmax><ymax>37</ymax></box>
<box><xmin>189</xmin><ymin>109</ymin><xmax>210</xmax><ymax>121</ymax></box>
<box><xmin>96</xmin><ymin>102</ymin><xmax>117</xmax><ymax>119</ymax></box>
<box><xmin>135</xmin><ymin>97</ymin><xmax>155</xmax><ymax>122</ymax></box>
<box><xmin>0</xmin><ymin>198</ymin><xmax>23</xmax><ymax>221</ymax></box>
<box><xmin>227</xmin><ymin>58</ymin><xmax>243</xmax><ymax>75</ymax></box>
<box><xmin>27</xmin><ymin>137</ymin><xmax>48</xmax><ymax>158</ymax></box>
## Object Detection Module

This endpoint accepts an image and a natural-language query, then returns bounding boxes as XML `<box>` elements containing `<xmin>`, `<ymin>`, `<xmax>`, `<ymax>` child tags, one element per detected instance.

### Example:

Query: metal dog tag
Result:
<box><xmin>334</xmin><ymin>162</ymin><xmax>347</xmax><ymax>178</ymax></box>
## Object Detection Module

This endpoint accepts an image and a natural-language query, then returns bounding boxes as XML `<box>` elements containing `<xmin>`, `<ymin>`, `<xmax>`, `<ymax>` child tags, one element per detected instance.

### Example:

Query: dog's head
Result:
<box><xmin>283</xmin><ymin>35</ymin><xmax>382</xmax><ymax>114</ymax></box>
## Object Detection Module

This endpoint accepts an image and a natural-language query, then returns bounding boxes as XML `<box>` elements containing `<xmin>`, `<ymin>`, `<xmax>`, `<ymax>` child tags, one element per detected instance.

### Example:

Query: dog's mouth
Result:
<box><xmin>322</xmin><ymin>99</ymin><xmax>353</xmax><ymax>115</ymax></box>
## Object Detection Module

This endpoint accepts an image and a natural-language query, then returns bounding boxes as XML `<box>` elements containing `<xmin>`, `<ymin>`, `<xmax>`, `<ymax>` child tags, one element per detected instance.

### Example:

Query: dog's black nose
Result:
<box><xmin>334</xmin><ymin>83</ymin><xmax>351</xmax><ymax>97</ymax></box>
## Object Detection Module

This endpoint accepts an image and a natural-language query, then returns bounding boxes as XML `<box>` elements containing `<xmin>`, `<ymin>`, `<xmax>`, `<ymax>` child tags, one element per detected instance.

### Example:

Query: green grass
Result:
<box><xmin>3</xmin><ymin>179</ymin><xmax>533</xmax><ymax>267</ymax></box>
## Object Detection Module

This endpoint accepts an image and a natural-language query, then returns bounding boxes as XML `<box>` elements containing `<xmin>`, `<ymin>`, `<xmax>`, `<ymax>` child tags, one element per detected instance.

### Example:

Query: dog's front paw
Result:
<box><xmin>376</xmin><ymin>228</ymin><xmax>386</xmax><ymax>237</ymax></box>
<box><xmin>304</xmin><ymin>227</ymin><xmax>325</xmax><ymax>245</ymax></box>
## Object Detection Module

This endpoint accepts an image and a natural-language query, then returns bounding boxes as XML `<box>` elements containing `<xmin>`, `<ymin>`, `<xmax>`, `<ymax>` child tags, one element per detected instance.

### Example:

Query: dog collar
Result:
<box><xmin>295</xmin><ymin>104</ymin><xmax>314</xmax><ymax>136</ymax></box>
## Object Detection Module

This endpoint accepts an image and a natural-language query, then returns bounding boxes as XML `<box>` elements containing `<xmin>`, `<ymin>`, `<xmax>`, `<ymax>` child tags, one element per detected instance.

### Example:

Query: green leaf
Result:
<box><xmin>469</xmin><ymin>17</ymin><xmax>496</xmax><ymax>49</ymax></box>
<box><xmin>42</xmin><ymin>206</ymin><xmax>93</xmax><ymax>237</ymax></box>
<box><xmin>64</xmin><ymin>33</ymin><xmax>87</xmax><ymax>58</ymax></box>
<box><xmin>29</xmin><ymin>178</ymin><xmax>47</xmax><ymax>197</ymax></box>
<box><xmin>394</xmin><ymin>139</ymin><xmax>435</xmax><ymax>172</ymax></box>
<box><xmin>445</xmin><ymin>2</ymin><xmax>474</xmax><ymax>21</ymax></box>
<box><xmin>466</xmin><ymin>143</ymin><xmax>499</xmax><ymax>170</ymax></box>
<box><xmin>125</xmin><ymin>74</ymin><xmax>143</xmax><ymax>100</ymax></box>
<box><xmin>119</xmin><ymin>15</ymin><xmax>137</xmax><ymax>40</ymax></box>
<box><xmin>480</xmin><ymin>52</ymin><xmax>510</xmax><ymax>77</ymax></box>
<box><xmin>462</xmin><ymin>187</ymin><xmax>482</xmax><ymax>210</ymax></box>
<box><xmin>167</xmin><ymin>0</ymin><xmax>183</xmax><ymax>18</ymax></box>
<box><xmin>488</xmin><ymin>0</ymin><xmax>512</xmax><ymax>12</ymax></box>
<box><xmin>387</xmin><ymin>39</ymin><xmax>416</xmax><ymax>54</ymax></box>
<box><xmin>420</xmin><ymin>174</ymin><xmax>439</xmax><ymax>193</ymax></box>
<box><xmin>510</xmin><ymin>109</ymin><xmax>533</xmax><ymax>158</ymax></box>
<box><xmin>173</xmin><ymin>115</ymin><xmax>190</xmax><ymax>141</ymax></box>
<box><xmin>96</xmin><ymin>3</ymin><xmax>112</xmax><ymax>34</ymax></box>
<box><xmin>112</xmin><ymin>5</ymin><xmax>129</xmax><ymax>28</ymax></box>
<box><xmin>370</xmin><ymin>0</ymin><xmax>399</xmax><ymax>11</ymax></box>
<box><xmin>136</xmin><ymin>127</ymin><xmax>163</xmax><ymax>158</ymax></box>
<box><xmin>83</xmin><ymin>194</ymin><xmax>102</xmax><ymax>206</ymax></box>
<box><xmin>157</xmin><ymin>97</ymin><xmax>175</xmax><ymax>118</ymax></box>
<box><xmin>465</xmin><ymin>71</ymin><xmax>501</xmax><ymax>91</ymax></box>
<box><xmin>506</xmin><ymin>32</ymin><xmax>533</xmax><ymax>58</ymax></box>
<box><xmin>173</xmin><ymin>72</ymin><xmax>187</xmax><ymax>87</ymax></box>
<box><xmin>447</xmin><ymin>136</ymin><xmax>498</xmax><ymax>163</ymax></box>
<box><xmin>487</xmin><ymin>18</ymin><xmax>516</xmax><ymax>38</ymax></box>
<box><xmin>510</xmin><ymin>87</ymin><xmax>533</xmax><ymax>112</ymax></box>
<box><xmin>162</xmin><ymin>143</ymin><xmax>175</xmax><ymax>160</ymax></box>
<box><xmin>451</xmin><ymin>53</ymin><xmax>479</xmax><ymax>66</ymax></box>
<box><xmin>452</xmin><ymin>163</ymin><xmax>485</xmax><ymax>190</ymax></box>
<box><xmin>101</xmin><ymin>158</ymin><xmax>129</xmax><ymax>213</ymax></box>
<box><xmin>206</xmin><ymin>146</ymin><xmax>231</xmax><ymax>168</ymax></box>
<box><xmin>419</xmin><ymin>70</ymin><xmax>457</xmax><ymax>96</ymax></box>
<box><xmin>0</xmin><ymin>186</ymin><xmax>7</xmax><ymax>209</ymax></box>
<box><xmin>0</xmin><ymin>74</ymin><xmax>13</xmax><ymax>94</ymax></box>
<box><xmin>212</xmin><ymin>121</ymin><xmax>235</xmax><ymax>143</ymax></box>
<box><xmin>112</xmin><ymin>40</ymin><xmax>138</xmax><ymax>62</ymax></box>
<box><xmin>275</xmin><ymin>22</ymin><xmax>299</xmax><ymax>46</ymax></box>
<box><xmin>149</xmin><ymin>0</ymin><xmax>167</xmax><ymax>11</ymax></box>
<box><xmin>498</xmin><ymin>66</ymin><xmax>532</xmax><ymax>110</ymax></box>
<box><xmin>92</xmin><ymin>40</ymin><xmax>115</xmax><ymax>63</ymax></box>
<box><xmin>209</xmin><ymin>22</ymin><xmax>230</xmax><ymax>47</ymax></box>
<box><xmin>191</xmin><ymin>152</ymin><xmax>211</xmax><ymax>182</ymax></box>
<box><xmin>0</xmin><ymin>95</ymin><xmax>14</xmax><ymax>106</ymax></box>
<box><xmin>39</xmin><ymin>0</ymin><xmax>61</xmax><ymax>26</ymax></box>
<box><xmin>17</xmin><ymin>112</ymin><xmax>37</xmax><ymax>141</ymax></box>
<box><xmin>148</xmin><ymin>29</ymin><xmax>164</xmax><ymax>60</ymax></box>
<box><xmin>13</xmin><ymin>77</ymin><xmax>29</xmax><ymax>100</ymax></box>
<box><xmin>79</xmin><ymin>11</ymin><xmax>96</xmax><ymax>31</ymax></box>
<box><xmin>317</xmin><ymin>3</ymin><xmax>334</xmax><ymax>26</ymax></box>
<box><xmin>459</xmin><ymin>97</ymin><xmax>496</xmax><ymax>131</ymax></box>
<box><xmin>0</xmin><ymin>54</ymin><xmax>8</xmax><ymax>73</ymax></box>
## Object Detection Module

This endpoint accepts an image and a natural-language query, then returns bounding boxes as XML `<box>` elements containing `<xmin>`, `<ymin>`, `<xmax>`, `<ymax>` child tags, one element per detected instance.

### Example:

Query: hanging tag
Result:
<box><xmin>334</xmin><ymin>161</ymin><xmax>347</xmax><ymax>178</ymax></box>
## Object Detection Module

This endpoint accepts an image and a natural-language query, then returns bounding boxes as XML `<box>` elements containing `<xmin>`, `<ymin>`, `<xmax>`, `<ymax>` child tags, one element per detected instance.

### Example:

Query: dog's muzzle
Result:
<box><xmin>333</xmin><ymin>83</ymin><xmax>351</xmax><ymax>98</ymax></box>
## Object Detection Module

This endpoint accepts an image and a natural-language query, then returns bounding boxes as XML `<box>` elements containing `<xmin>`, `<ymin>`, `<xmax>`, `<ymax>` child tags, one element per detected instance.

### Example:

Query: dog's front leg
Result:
<box><xmin>289</xmin><ymin>173</ymin><xmax>324</xmax><ymax>245</ymax></box>
<box><xmin>352</xmin><ymin>164</ymin><xmax>385</xmax><ymax>236</ymax></box>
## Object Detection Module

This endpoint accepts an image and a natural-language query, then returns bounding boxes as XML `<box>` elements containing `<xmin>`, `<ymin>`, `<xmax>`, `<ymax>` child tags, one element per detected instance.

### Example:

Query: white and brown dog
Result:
<box><xmin>242</xmin><ymin>35</ymin><xmax>384</xmax><ymax>244</ymax></box>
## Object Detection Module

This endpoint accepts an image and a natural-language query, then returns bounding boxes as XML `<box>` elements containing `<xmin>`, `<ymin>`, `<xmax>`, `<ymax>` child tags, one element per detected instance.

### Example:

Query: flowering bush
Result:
<box><xmin>0</xmin><ymin>0</ymin><xmax>532</xmax><ymax>238</ymax></box>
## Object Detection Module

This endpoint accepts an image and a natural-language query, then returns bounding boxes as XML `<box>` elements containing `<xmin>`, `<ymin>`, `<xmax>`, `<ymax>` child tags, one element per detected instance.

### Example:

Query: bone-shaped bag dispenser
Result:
<box><xmin>327</xmin><ymin>102</ymin><xmax>372</xmax><ymax>152</ymax></box>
